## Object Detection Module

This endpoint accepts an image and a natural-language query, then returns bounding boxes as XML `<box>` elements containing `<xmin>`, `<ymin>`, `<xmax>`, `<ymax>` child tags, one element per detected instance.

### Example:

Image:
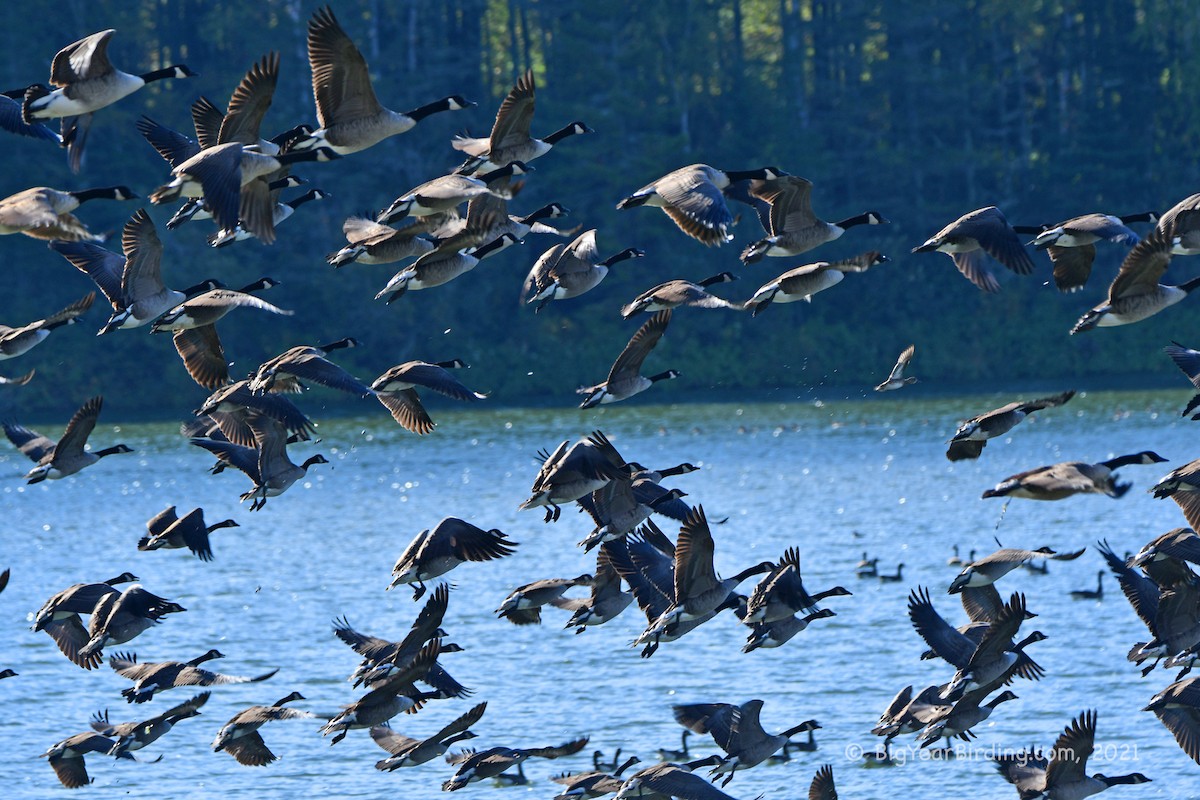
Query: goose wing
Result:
<box><xmin>52</xmin><ymin>396</ymin><xmax>102</xmax><ymax>462</ymax></box>
<box><xmin>51</xmin><ymin>30</ymin><xmax>116</xmax><ymax>84</ymax></box>
<box><xmin>307</xmin><ymin>6</ymin><xmax>382</xmax><ymax>127</ymax></box>
<box><xmin>607</xmin><ymin>310</ymin><xmax>671</xmax><ymax>384</ymax></box>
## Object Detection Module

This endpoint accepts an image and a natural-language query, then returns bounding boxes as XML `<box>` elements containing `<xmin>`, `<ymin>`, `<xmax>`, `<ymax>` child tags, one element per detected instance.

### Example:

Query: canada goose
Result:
<box><xmin>656</xmin><ymin>730</ymin><xmax>692</xmax><ymax>762</ymax></box>
<box><xmin>1144</xmin><ymin>677</ymin><xmax>1200</xmax><ymax>765</ymax></box>
<box><xmin>908</xmin><ymin>584</ymin><xmax>1032</xmax><ymax>667</ymax></box>
<box><xmin>620</xmin><ymin>273</ymin><xmax>741</xmax><ymax>319</ymax></box>
<box><xmin>208</xmin><ymin>188</ymin><xmax>331</xmax><ymax>247</ymax></box>
<box><xmin>0</xmin><ymin>292</ymin><xmax>93</xmax><ymax>360</ymax></box>
<box><xmin>1164</xmin><ymin>342</ymin><xmax>1200</xmax><ymax>419</ymax></box>
<box><xmin>327</xmin><ymin>214</ymin><xmax>438</xmax><ymax>266</ymax></box>
<box><xmin>995</xmin><ymin>711</ymin><xmax>1151</xmax><ymax>799</ymax></box>
<box><xmin>442</xmin><ymin>737</ymin><xmax>590</xmax><ymax>791</ymax></box>
<box><xmin>878</xmin><ymin>563</ymin><xmax>905</xmax><ymax>583</ymax></box>
<box><xmin>947</xmin><ymin>546</ymin><xmax>965</xmax><ymax>567</ymax></box>
<box><xmin>0</xmin><ymin>184</ymin><xmax>134</xmax><ymax>240</ymax></box>
<box><xmin>1071</xmin><ymin>224</ymin><xmax>1200</xmax><ymax>333</ymax></box>
<box><xmin>674</xmin><ymin>700</ymin><xmax>819</xmax><ymax>785</ymax></box>
<box><xmin>1070</xmin><ymin>571</ymin><xmax>1105</xmax><ymax>601</ymax></box>
<box><xmin>912</xmin><ymin>206</ymin><xmax>1035</xmax><ymax>292</ymax></box>
<box><xmin>982</xmin><ymin>451</ymin><xmax>1167</xmax><ymax>501</ymax></box>
<box><xmin>190</xmin><ymin>412</ymin><xmax>327</xmax><ymax>510</ymax></box>
<box><xmin>136</xmin><ymin>506</ymin><xmax>239</xmax><ymax>562</ymax></box>
<box><xmin>1027</xmin><ymin>211</ymin><xmax>1157</xmax><ymax>292</ymax></box>
<box><xmin>940</xmin><ymin>592</ymin><xmax>1045</xmax><ymax>700</ymax></box>
<box><xmin>41</xmin><ymin>732</ymin><xmax>123</xmax><ymax>788</ymax></box>
<box><xmin>193</xmin><ymin>380</ymin><xmax>316</xmax><ymax>442</ymax></box>
<box><xmin>248</xmin><ymin>338</ymin><xmax>370</xmax><ymax>397</ymax></box>
<box><xmin>12</xmin><ymin>29</ymin><xmax>195</xmax><ymax>171</ymax></box>
<box><xmin>742</xmin><ymin>608</ymin><xmax>836</xmax><ymax>652</ymax></box>
<box><xmin>377</xmin><ymin>163</ymin><xmax>529</xmax><ymax>224</ymax></box>
<box><xmin>213</xmin><ymin>691</ymin><xmax>315</xmax><ymax>766</ymax></box>
<box><xmin>1130</xmin><ymin>528</ymin><xmax>1200</xmax><ymax>570</ymax></box>
<box><xmin>576</xmin><ymin>477</ymin><xmax>689</xmax><ymax>551</ymax></box>
<box><xmin>32</xmin><ymin>572</ymin><xmax>138</xmax><ymax>670</ymax></box>
<box><xmin>618</xmin><ymin>164</ymin><xmax>786</xmax><ymax>245</ymax></box>
<box><xmin>945</xmin><ymin>389</ymin><xmax>1076</xmax><ymax>461</ymax></box>
<box><xmin>739</xmin><ymin>175</ymin><xmax>887</xmax><ymax>263</ymax></box>
<box><xmin>520</xmin><ymin>430</ymin><xmax>630</xmax><ymax>521</ymax></box>
<box><xmin>322</xmin><ymin>641</ymin><xmax>445</xmax><ymax>744</ymax></box>
<box><xmin>496</xmin><ymin>574</ymin><xmax>593</xmax><ymax>625</ymax></box>
<box><xmin>855</xmin><ymin>553</ymin><xmax>879</xmax><ymax>578</ymax></box>
<box><xmin>874</xmin><ymin>344</ymin><xmax>917</xmax><ymax>392</ymax></box>
<box><xmin>77</xmin><ymin>584</ymin><xmax>187</xmax><ymax>661</ymax></box>
<box><xmin>612</xmin><ymin>756</ymin><xmax>733</xmax><ymax>800</ymax></box>
<box><xmin>1149</xmin><ymin>460</ymin><xmax>1200</xmax><ymax>530</ymax></box>
<box><xmin>3</xmin><ymin>395</ymin><xmax>132</xmax><ymax>483</ymax></box>
<box><xmin>108</xmin><ymin>649</ymin><xmax>274</xmax><ymax>704</ymax></box>
<box><xmin>523</xmin><ymin>229</ymin><xmax>644</xmax><ymax>311</ymax></box>
<box><xmin>744</xmin><ymin>251</ymin><xmax>888</xmax><ymax>316</ymax></box>
<box><xmin>371</xmin><ymin>359</ymin><xmax>488</xmax><ymax>435</ymax></box>
<box><xmin>449</xmin><ymin>194</ymin><xmax>573</xmax><ymax>244</ymax></box>
<box><xmin>594</xmin><ymin>749</ymin><xmax>623</xmax><ymax>772</ymax></box>
<box><xmin>553</xmin><ymin>754</ymin><xmax>642</xmax><ymax>799</ymax></box>
<box><xmin>949</xmin><ymin>546</ymin><xmax>1086</xmax><ymax>592</ymax></box>
<box><xmin>372</xmin><ymin>702</ymin><xmax>487</xmax><ymax>771</ymax></box>
<box><xmin>388</xmin><ymin>517</ymin><xmax>516</xmax><ymax>598</ymax></box>
<box><xmin>91</xmin><ymin>691</ymin><xmax>209</xmax><ymax>757</ymax></box>
<box><xmin>151</xmin><ymin>279</ymin><xmax>292</xmax><ymax>332</ymax></box>
<box><xmin>374</xmin><ymin>230</ymin><xmax>520</xmax><ymax>302</ymax></box>
<box><xmin>744</xmin><ymin>547</ymin><xmax>851</xmax><ymax>623</ymax></box>
<box><xmin>579</xmin><ymin>310</ymin><xmax>677</xmax><ymax>407</ymax></box>
<box><xmin>871</xmin><ymin>684</ymin><xmax>942</xmax><ymax>740</ymax></box>
<box><xmin>915</xmin><ymin>690</ymin><xmax>1019</xmax><ymax>748</ymax></box>
<box><xmin>554</xmin><ymin>546</ymin><xmax>634</xmax><ymax>633</ymax></box>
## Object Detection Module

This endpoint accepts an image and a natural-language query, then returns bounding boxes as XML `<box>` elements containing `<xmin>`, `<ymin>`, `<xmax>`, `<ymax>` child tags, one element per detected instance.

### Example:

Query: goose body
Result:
<box><xmin>109</xmin><ymin>649</ymin><xmax>275</xmax><ymax>704</ymax></box>
<box><xmin>620</xmin><ymin>272</ymin><xmax>740</xmax><ymax>319</ymax></box>
<box><xmin>1030</xmin><ymin>211</ymin><xmax>1156</xmax><ymax>292</ymax></box>
<box><xmin>982</xmin><ymin>452</ymin><xmax>1166</xmax><ymax>501</ymax></box>
<box><xmin>0</xmin><ymin>185</ymin><xmax>134</xmax><ymax>240</ymax></box>
<box><xmin>0</xmin><ymin>292</ymin><xmax>93</xmax><ymax>360</ymax></box>
<box><xmin>388</xmin><ymin>518</ymin><xmax>517</xmax><ymax>597</ymax></box>
<box><xmin>3</xmin><ymin>395</ymin><xmax>131</xmax><ymax>483</ymax></box>
<box><xmin>745</xmin><ymin>252</ymin><xmax>887</xmax><ymax>315</ymax></box>
<box><xmin>371</xmin><ymin>359</ymin><xmax>488</xmax><ymax>435</ymax></box>
<box><xmin>213</xmin><ymin>692</ymin><xmax>315</xmax><ymax>766</ymax></box>
<box><xmin>945</xmin><ymin>390</ymin><xmax>1076</xmax><ymax>461</ymax></box>
<box><xmin>372</xmin><ymin>702</ymin><xmax>486</xmax><ymax>771</ymax></box>
<box><xmin>579</xmin><ymin>310</ymin><xmax>677</xmax><ymax>407</ymax></box>
<box><xmin>524</xmin><ymin>229</ymin><xmax>644</xmax><ymax>311</ymax></box>
<box><xmin>912</xmin><ymin>206</ymin><xmax>1034</xmax><ymax>292</ymax></box>
<box><xmin>137</xmin><ymin>506</ymin><xmax>239</xmax><ymax>562</ymax></box>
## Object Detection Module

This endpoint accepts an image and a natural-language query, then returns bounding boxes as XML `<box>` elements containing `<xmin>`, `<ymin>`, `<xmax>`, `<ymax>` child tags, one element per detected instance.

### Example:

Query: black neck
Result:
<box><xmin>835</xmin><ymin>211</ymin><xmax>884</xmax><ymax>228</ymax></box>
<box><xmin>699</xmin><ymin>272</ymin><xmax>736</xmax><ymax>287</ymax></box>
<box><xmin>139</xmin><ymin>65</ymin><xmax>190</xmax><ymax>83</ymax></box>
<box><xmin>95</xmin><ymin>445</ymin><xmax>131</xmax><ymax>458</ymax></box>
<box><xmin>1180</xmin><ymin>276</ymin><xmax>1200</xmax><ymax>293</ymax></box>
<box><xmin>520</xmin><ymin>203</ymin><xmax>564</xmax><ymax>224</ymax></box>
<box><xmin>599</xmin><ymin>247</ymin><xmax>644</xmax><ymax>267</ymax></box>
<box><xmin>71</xmin><ymin>186</ymin><xmax>127</xmax><ymax>204</ymax></box>
<box><xmin>543</xmin><ymin>123</ymin><xmax>586</xmax><ymax>144</ymax></box>
<box><xmin>406</xmin><ymin>97</ymin><xmax>455</xmax><ymax>122</ymax></box>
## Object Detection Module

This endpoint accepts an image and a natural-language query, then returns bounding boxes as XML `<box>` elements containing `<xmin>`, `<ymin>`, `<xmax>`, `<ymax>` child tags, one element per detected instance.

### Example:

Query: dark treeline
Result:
<box><xmin>2</xmin><ymin>0</ymin><xmax>1197</xmax><ymax>422</ymax></box>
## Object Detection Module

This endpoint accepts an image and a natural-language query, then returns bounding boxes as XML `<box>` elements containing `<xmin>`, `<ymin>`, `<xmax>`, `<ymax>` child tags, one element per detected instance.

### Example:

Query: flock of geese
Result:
<box><xmin>2</xmin><ymin>5</ymin><xmax>1200</xmax><ymax>798</ymax></box>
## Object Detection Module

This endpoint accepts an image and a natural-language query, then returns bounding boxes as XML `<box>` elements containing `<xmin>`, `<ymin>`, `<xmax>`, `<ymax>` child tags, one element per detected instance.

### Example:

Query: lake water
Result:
<box><xmin>1</xmin><ymin>388</ymin><xmax>1196</xmax><ymax>798</ymax></box>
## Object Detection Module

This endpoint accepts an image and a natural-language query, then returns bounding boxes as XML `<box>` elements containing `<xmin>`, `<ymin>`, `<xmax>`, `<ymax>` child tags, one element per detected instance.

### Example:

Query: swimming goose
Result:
<box><xmin>0</xmin><ymin>292</ymin><xmax>93</xmax><ymax>360</ymax></box>
<box><xmin>371</xmin><ymin>359</ymin><xmax>488</xmax><ymax>434</ymax></box>
<box><xmin>377</xmin><ymin>162</ymin><xmax>529</xmax><ymax>224</ymax></box>
<box><xmin>552</xmin><ymin>754</ymin><xmax>642</xmax><ymax>799</ymax></box>
<box><xmin>874</xmin><ymin>344</ymin><xmax>917</xmax><ymax>392</ymax></box>
<box><xmin>151</xmin><ymin>279</ymin><xmax>292</xmax><ymax>333</ymax></box>
<box><xmin>855</xmin><ymin>553</ymin><xmax>879</xmax><ymax>578</ymax></box>
<box><xmin>374</xmin><ymin>229</ymin><xmax>520</xmax><ymax>302</ymax></box>
<box><xmin>77</xmin><ymin>584</ymin><xmax>186</xmax><ymax>661</ymax></box>
<box><xmin>982</xmin><ymin>451</ymin><xmax>1167</xmax><ymax>500</ymax></box>
<box><xmin>443</xmin><ymin>737</ymin><xmax>590</xmax><ymax>791</ymax></box>
<box><xmin>912</xmin><ymin>206</ymin><xmax>1035</xmax><ymax>292</ymax></box>
<box><xmin>321</xmin><ymin>640</ymin><xmax>445</xmax><ymax>744</ymax></box>
<box><xmin>673</xmin><ymin>699</ymin><xmax>820</xmax><ymax>785</ymax></box>
<box><xmin>878</xmin><ymin>563</ymin><xmax>905</xmax><ymax>583</ymax></box>
<box><xmin>617</xmin><ymin>164</ymin><xmax>786</xmax><ymax>245</ymax></box>
<box><xmin>3</xmin><ymin>395</ymin><xmax>132</xmax><ymax>483</ymax></box>
<box><xmin>656</xmin><ymin>730</ymin><xmax>692</xmax><ymax>762</ymax></box>
<box><xmin>33</xmin><ymin>572</ymin><xmax>138</xmax><ymax>670</ymax></box>
<box><xmin>945</xmin><ymin>389</ymin><xmax>1076</xmax><ymax>461</ymax></box>
<box><xmin>524</xmin><ymin>229</ymin><xmax>644</xmax><ymax>311</ymax></box>
<box><xmin>91</xmin><ymin>692</ymin><xmax>208</xmax><ymax>757</ymax></box>
<box><xmin>743</xmin><ymin>547</ymin><xmax>851</xmax><ymax>623</ymax></box>
<box><xmin>327</xmin><ymin>214</ymin><xmax>439</xmax><ymax>266</ymax></box>
<box><xmin>248</xmin><ymin>338</ymin><xmax>371</xmax><ymax>397</ymax></box>
<box><xmin>372</xmin><ymin>702</ymin><xmax>487</xmax><ymax>771</ymax></box>
<box><xmin>1071</xmin><ymin>571</ymin><xmax>1105</xmax><ymax>601</ymax></box>
<box><xmin>497</xmin><ymin>574</ymin><xmax>594</xmax><ymax>625</ymax></box>
<box><xmin>620</xmin><ymin>273</ymin><xmax>740</xmax><ymax>319</ymax></box>
<box><xmin>1164</xmin><ymin>342</ymin><xmax>1200</xmax><ymax>419</ymax></box>
<box><xmin>579</xmin><ymin>310</ymin><xmax>677</xmax><ymax>407</ymax></box>
<box><xmin>612</xmin><ymin>756</ymin><xmax>736</xmax><ymax>800</ymax></box>
<box><xmin>213</xmin><ymin>691</ymin><xmax>315</xmax><ymax>766</ymax></box>
<box><xmin>739</xmin><ymin>175</ymin><xmax>887</xmax><ymax>263</ymax></box>
<box><xmin>553</xmin><ymin>546</ymin><xmax>634</xmax><ymax>633</ymax></box>
<box><xmin>190</xmin><ymin>412</ymin><xmax>328</xmax><ymax>510</ymax></box>
<box><xmin>949</xmin><ymin>546</ymin><xmax>1086</xmax><ymax>592</ymax></box>
<box><xmin>1071</xmin><ymin>224</ymin><xmax>1200</xmax><ymax>333</ymax></box>
<box><xmin>947</xmin><ymin>546</ymin><xmax>966</xmax><ymax>567</ymax></box>
<box><xmin>1144</xmin><ymin>677</ymin><xmax>1200</xmax><ymax>765</ymax></box>
<box><xmin>12</xmin><ymin>29</ymin><xmax>195</xmax><ymax>171</ymax></box>
<box><xmin>136</xmin><ymin>506</ymin><xmax>239</xmax><ymax>561</ymax></box>
<box><xmin>1028</xmin><ymin>211</ymin><xmax>1156</xmax><ymax>292</ymax></box>
<box><xmin>744</xmin><ymin>252</ymin><xmax>888</xmax><ymax>316</ymax></box>
<box><xmin>109</xmin><ymin>650</ymin><xmax>275</xmax><ymax>704</ymax></box>
<box><xmin>520</xmin><ymin>430</ymin><xmax>631</xmax><ymax>521</ymax></box>
<box><xmin>594</xmin><ymin>749</ymin><xmax>625</xmax><ymax>772</ymax></box>
<box><xmin>995</xmin><ymin>711</ymin><xmax>1151</xmax><ymax>799</ymax></box>
<box><xmin>388</xmin><ymin>517</ymin><xmax>517</xmax><ymax>597</ymax></box>
<box><xmin>298</xmin><ymin>6</ymin><xmax>474</xmax><ymax>154</ymax></box>
<box><xmin>0</xmin><ymin>184</ymin><xmax>134</xmax><ymax>240</ymax></box>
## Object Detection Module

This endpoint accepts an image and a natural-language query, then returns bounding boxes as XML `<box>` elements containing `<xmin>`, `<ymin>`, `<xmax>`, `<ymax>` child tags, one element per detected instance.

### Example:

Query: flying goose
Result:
<box><xmin>945</xmin><ymin>389</ymin><xmax>1076</xmax><ymax>461</ymax></box>
<box><xmin>376</xmin><ymin>163</ymin><xmax>529</xmax><ymax>224</ymax></box>
<box><xmin>913</xmin><ymin>206</ymin><xmax>1035</xmax><ymax>292</ymax></box>
<box><xmin>519</xmin><ymin>430</ymin><xmax>631</xmax><ymax>521</ymax></box>
<box><xmin>11</xmin><ymin>29</ymin><xmax>195</xmax><ymax>171</ymax></box>
<box><xmin>32</xmin><ymin>572</ymin><xmax>138</xmax><ymax>669</ymax></box>
<box><xmin>327</xmin><ymin>214</ymin><xmax>439</xmax><ymax>266</ymax></box>
<box><xmin>0</xmin><ymin>292</ymin><xmax>93</xmax><ymax>360</ymax></box>
<box><xmin>743</xmin><ymin>252</ymin><xmax>888</xmax><ymax>315</ymax></box>
<box><xmin>742</xmin><ymin>608</ymin><xmax>837</xmax><ymax>652</ymax></box>
<box><xmin>552</xmin><ymin>754</ymin><xmax>642</xmax><ymax>799</ymax></box>
<box><xmin>1072</xmin><ymin>223</ymin><xmax>1200</xmax><ymax>333</ymax></box>
<box><xmin>1164</xmin><ymin>341</ymin><xmax>1200</xmax><ymax>419</ymax></box>
<box><xmin>208</xmin><ymin>187</ymin><xmax>331</xmax><ymax>247</ymax></box>
<box><xmin>297</xmin><ymin>6</ymin><xmax>473</xmax><ymax>154</ymax></box>
<box><xmin>0</xmin><ymin>184</ymin><xmax>134</xmax><ymax>240</ymax></box>
<box><xmin>388</xmin><ymin>517</ymin><xmax>517</xmax><ymax>597</ymax></box>
<box><xmin>371</xmin><ymin>359</ymin><xmax>488</xmax><ymax>435</ymax></box>
<box><xmin>150</xmin><ymin>279</ymin><xmax>292</xmax><ymax>332</ymax></box>
<box><xmin>76</xmin><ymin>584</ymin><xmax>187</xmax><ymax>661</ymax></box>
<box><xmin>575</xmin><ymin>477</ymin><xmax>689</xmax><ymax>551</ymax></box>
<box><xmin>109</xmin><ymin>650</ymin><xmax>275</xmax><ymax>704</ymax></box>
<box><xmin>41</xmin><ymin>732</ymin><xmax>123</xmax><ymax>788</ymax></box>
<box><xmin>982</xmin><ymin>451</ymin><xmax>1167</xmax><ymax>500</ymax></box>
<box><xmin>443</xmin><ymin>738</ymin><xmax>591</xmax><ymax>791</ymax></box>
<box><xmin>454</xmin><ymin>69</ymin><xmax>593</xmax><ymax>174</ymax></box>
<box><xmin>248</xmin><ymin>338</ymin><xmax>371</xmax><ymax>397</ymax></box>
<box><xmin>939</xmin><ymin>593</ymin><xmax>1046</xmax><ymax>701</ymax></box>
<box><xmin>1028</xmin><ymin>211</ymin><xmax>1157</xmax><ymax>292</ymax></box>
<box><xmin>523</xmin><ymin>229</ymin><xmax>644</xmax><ymax>311</ymax></box>
<box><xmin>995</xmin><ymin>711</ymin><xmax>1151</xmax><ymax>799</ymax></box>
<box><xmin>213</xmin><ymin>691</ymin><xmax>315</xmax><ymax>766</ymax></box>
<box><xmin>497</xmin><ymin>575</ymin><xmax>594</xmax><ymax>625</ymax></box>
<box><xmin>612</xmin><ymin>756</ymin><xmax>737</xmax><ymax>800</ymax></box>
<box><xmin>372</xmin><ymin>702</ymin><xmax>487</xmax><ymax>771</ymax></box>
<box><xmin>91</xmin><ymin>692</ymin><xmax>209</xmax><ymax>758</ymax></box>
<box><xmin>673</xmin><ymin>699</ymin><xmax>820</xmax><ymax>785</ymax></box>
<box><xmin>743</xmin><ymin>547</ymin><xmax>851</xmax><ymax>623</ymax></box>
<box><xmin>374</xmin><ymin>229</ymin><xmax>520</xmax><ymax>302</ymax></box>
<box><xmin>447</xmin><ymin>193</ymin><xmax>573</xmax><ymax>244</ymax></box>
<box><xmin>1149</xmin><ymin>460</ymin><xmax>1200</xmax><ymax>530</ymax></box>
<box><xmin>915</xmin><ymin>690</ymin><xmax>1019</xmax><ymax>748</ymax></box>
<box><xmin>620</xmin><ymin>272</ymin><xmax>740</xmax><ymax>319</ymax></box>
<box><xmin>1144</xmin><ymin>677</ymin><xmax>1200</xmax><ymax>765</ymax></box>
<box><xmin>617</xmin><ymin>164</ymin><xmax>786</xmax><ymax>245</ymax></box>
<box><xmin>3</xmin><ymin>395</ymin><xmax>132</xmax><ymax>483</ymax></box>
<box><xmin>321</xmin><ymin>641</ymin><xmax>446</xmax><ymax>744</ymax></box>
<box><xmin>189</xmin><ymin>412</ymin><xmax>328</xmax><ymax>510</ymax></box>
<box><xmin>579</xmin><ymin>310</ymin><xmax>677</xmax><ymax>408</ymax></box>
<box><xmin>193</xmin><ymin>381</ymin><xmax>316</xmax><ymax>443</ymax></box>
<box><xmin>553</xmin><ymin>546</ymin><xmax>634</xmax><ymax>633</ymax></box>
<box><xmin>738</xmin><ymin>175</ymin><xmax>888</xmax><ymax>263</ymax></box>
<box><xmin>949</xmin><ymin>546</ymin><xmax>1086</xmax><ymax>593</ymax></box>
<box><xmin>0</xmin><ymin>89</ymin><xmax>60</xmax><ymax>142</ymax></box>
<box><xmin>874</xmin><ymin>344</ymin><xmax>917</xmax><ymax>392</ymax></box>
<box><xmin>136</xmin><ymin>506</ymin><xmax>239</xmax><ymax>561</ymax></box>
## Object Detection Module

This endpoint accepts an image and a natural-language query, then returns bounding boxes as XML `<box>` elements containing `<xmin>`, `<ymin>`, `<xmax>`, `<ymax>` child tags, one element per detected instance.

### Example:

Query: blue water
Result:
<box><xmin>0</xmin><ymin>389</ymin><xmax>1195</xmax><ymax>798</ymax></box>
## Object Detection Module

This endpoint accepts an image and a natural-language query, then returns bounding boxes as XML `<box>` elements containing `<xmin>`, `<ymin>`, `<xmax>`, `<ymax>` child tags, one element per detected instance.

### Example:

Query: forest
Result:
<box><xmin>2</xmin><ymin>0</ymin><xmax>1199</xmax><ymax>421</ymax></box>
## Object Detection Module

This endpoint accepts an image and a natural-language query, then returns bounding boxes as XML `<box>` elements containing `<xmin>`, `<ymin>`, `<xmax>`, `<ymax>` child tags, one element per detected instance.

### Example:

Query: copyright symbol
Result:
<box><xmin>844</xmin><ymin>742</ymin><xmax>863</xmax><ymax>760</ymax></box>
